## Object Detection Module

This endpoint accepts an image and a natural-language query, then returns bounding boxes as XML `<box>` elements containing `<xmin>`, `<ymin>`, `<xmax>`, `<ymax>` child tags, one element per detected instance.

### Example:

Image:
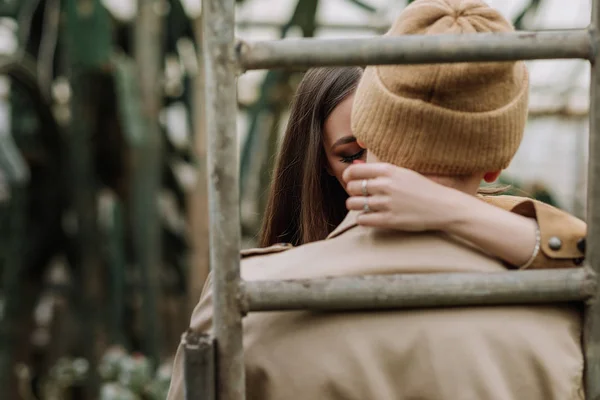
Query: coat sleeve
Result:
<box><xmin>483</xmin><ymin>195</ymin><xmax>586</xmax><ymax>269</ymax></box>
<box><xmin>166</xmin><ymin>273</ymin><xmax>215</xmax><ymax>400</ymax></box>
<box><xmin>166</xmin><ymin>244</ymin><xmax>293</xmax><ymax>399</ymax></box>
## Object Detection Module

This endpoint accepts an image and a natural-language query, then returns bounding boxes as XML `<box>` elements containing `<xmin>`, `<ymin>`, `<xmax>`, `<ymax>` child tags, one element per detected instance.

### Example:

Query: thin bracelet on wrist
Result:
<box><xmin>520</xmin><ymin>222</ymin><xmax>541</xmax><ymax>269</ymax></box>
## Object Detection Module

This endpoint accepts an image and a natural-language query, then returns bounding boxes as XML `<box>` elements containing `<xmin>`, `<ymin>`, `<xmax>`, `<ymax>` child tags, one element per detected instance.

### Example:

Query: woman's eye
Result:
<box><xmin>340</xmin><ymin>149</ymin><xmax>365</xmax><ymax>163</ymax></box>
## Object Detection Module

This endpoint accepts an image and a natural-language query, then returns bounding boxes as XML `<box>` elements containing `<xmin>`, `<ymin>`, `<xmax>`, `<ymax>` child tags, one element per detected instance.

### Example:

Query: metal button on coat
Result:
<box><xmin>548</xmin><ymin>236</ymin><xmax>562</xmax><ymax>251</ymax></box>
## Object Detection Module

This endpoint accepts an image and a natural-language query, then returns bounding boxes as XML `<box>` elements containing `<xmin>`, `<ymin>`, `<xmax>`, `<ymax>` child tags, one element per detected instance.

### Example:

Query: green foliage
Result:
<box><xmin>97</xmin><ymin>347</ymin><xmax>171</xmax><ymax>400</ymax></box>
<box><xmin>513</xmin><ymin>0</ymin><xmax>542</xmax><ymax>30</ymax></box>
<box><xmin>345</xmin><ymin>0</ymin><xmax>378</xmax><ymax>13</ymax></box>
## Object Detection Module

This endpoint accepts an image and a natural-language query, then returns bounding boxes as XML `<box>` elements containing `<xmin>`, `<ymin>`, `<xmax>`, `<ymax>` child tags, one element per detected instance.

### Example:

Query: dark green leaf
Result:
<box><xmin>346</xmin><ymin>0</ymin><xmax>377</xmax><ymax>13</ymax></box>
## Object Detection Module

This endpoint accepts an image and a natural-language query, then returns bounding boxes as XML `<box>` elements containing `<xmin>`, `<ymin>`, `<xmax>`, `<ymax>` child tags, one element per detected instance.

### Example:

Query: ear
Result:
<box><xmin>483</xmin><ymin>170</ymin><xmax>501</xmax><ymax>183</ymax></box>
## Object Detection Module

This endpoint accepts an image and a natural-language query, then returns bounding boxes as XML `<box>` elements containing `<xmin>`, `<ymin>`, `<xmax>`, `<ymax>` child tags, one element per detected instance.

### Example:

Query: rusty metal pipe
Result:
<box><xmin>236</xmin><ymin>19</ymin><xmax>389</xmax><ymax>33</ymax></box>
<box><xmin>584</xmin><ymin>3</ymin><xmax>600</xmax><ymax>397</ymax></box>
<box><xmin>202</xmin><ymin>0</ymin><xmax>245</xmax><ymax>399</ymax></box>
<box><xmin>237</xmin><ymin>29</ymin><xmax>593</xmax><ymax>71</ymax></box>
<box><xmin>242</xmin><ymin>269</ymin><xmax>596</xmax><ymax>312</ymax></box>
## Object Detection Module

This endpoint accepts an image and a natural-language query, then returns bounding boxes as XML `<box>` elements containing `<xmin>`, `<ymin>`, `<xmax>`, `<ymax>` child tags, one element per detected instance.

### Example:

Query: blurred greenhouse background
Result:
<box><xmin>0</xmin><ymin>0</ymin><xmax>592</xmax><ymax>398</ymax></box>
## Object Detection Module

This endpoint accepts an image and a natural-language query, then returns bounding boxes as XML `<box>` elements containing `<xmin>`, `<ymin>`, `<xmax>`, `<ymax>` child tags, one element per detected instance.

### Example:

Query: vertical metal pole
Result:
<box><xmin>585</xmin><ymin>2</ymin><xmax>600</xmax><ymax>398</ymax></box>
<box><xmin>202</xmin><ymin>0</ymin><xmax>245</xmax><ymax>399</ymax></box>
<box><xmin>184</xmin><ymin>332</ymin><xmax>216</xmax><ymax>400</ymax></box>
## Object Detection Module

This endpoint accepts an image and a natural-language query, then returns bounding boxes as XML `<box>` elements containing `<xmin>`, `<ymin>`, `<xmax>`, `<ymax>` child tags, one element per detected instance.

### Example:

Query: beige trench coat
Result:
<box><xmin>167</xmin><ymin>196</ymin><xmax>586</xmax><ymax>400</ymax></box>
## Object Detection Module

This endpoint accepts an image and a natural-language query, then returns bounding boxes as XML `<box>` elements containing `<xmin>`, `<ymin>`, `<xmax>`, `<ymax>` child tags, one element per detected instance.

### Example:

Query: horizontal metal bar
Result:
<box><xmin>236</xmin><ymin>19</ymin><xmax>388</xmax><ymax>33</ymax></box>
<box><xmin>242</xmin><ymin>268</ymin><xmax>596</xmax><ymax>312</ymax></box>
<box><xmin>237</xmin><ymin>29</ymin><xmax>593</xmax><ymax>71</ymax></box>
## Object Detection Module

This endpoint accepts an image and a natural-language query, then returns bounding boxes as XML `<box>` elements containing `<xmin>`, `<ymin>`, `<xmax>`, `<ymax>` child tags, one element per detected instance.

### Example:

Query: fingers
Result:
<box><xmin>342</xmin><ymin>163</ymin><xmax>395</xmax><ymax>183</ymax></box>
<box><xmin>346</xmin><ymin>195</ymin><xmax>390</xmax><ymax>212</ymax></box>
<box><xmin>346</xmin><ymin>178</ymin><xmax>391</xmax><ymax>196</ymax></box>
<box><xmin>356</xmin><ymin>212</ymin><xmax>392</xmax><ymax>228</ymax></box>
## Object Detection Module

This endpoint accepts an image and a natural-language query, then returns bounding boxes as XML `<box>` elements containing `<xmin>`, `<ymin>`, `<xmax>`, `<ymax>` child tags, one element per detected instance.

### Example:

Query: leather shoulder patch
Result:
<box><xmin>240</xmin><ymin>243</ymin><xmax>294</xmax><ymax>259</ymax></box>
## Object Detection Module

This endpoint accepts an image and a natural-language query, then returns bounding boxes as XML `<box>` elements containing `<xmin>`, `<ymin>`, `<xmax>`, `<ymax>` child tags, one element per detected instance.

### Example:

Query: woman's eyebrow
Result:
<box><xmin>330</xmin><ymin>136</ymin><xmax>356</xmax><ymax>151</ymax></box>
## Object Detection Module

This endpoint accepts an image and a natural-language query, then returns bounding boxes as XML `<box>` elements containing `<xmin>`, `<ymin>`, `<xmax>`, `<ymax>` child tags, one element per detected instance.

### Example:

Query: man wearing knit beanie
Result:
<box><xmin>167</xmin><ymin>1</ymin><xmax>583</xmax><ymax>399</ymax></box>
<box><xmin>352</xmin><ymin>0</ymin><xmax>529</xmax><ymax>177</ymax></box>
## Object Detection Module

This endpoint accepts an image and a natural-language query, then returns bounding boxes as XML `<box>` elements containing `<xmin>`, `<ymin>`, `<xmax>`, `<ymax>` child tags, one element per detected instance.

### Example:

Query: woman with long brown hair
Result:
<box><xmin>259</xmin><ymin>66</ymin><xmax>585</xmax><ymax>269</ymax></box>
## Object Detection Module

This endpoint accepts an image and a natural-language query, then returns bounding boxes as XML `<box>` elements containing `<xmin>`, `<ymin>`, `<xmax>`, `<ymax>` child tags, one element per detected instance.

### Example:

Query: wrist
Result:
<box><xmin>518</xmin><ymin>219</ymin><xmax>540</xmax><ymax>268</ymax></box>
<box><xmin>436</xmin><ymin>189</ymin><xmax>476</xmax><ymax>232</ymax></box>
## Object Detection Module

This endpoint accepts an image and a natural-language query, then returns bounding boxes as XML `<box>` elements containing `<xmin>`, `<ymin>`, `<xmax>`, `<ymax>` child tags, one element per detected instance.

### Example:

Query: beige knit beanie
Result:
<box><xmin>351</xmin><ymin>0</ymin><xmax>529</xmax><ymax>176</ymax></box>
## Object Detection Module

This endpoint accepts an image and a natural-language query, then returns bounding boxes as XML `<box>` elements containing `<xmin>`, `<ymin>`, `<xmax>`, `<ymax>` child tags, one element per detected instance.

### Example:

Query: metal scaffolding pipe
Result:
<box><xmin>584</xmin><ymin>2</ymin><xmax>600</xmax><ymax>398</ymax></box>
<box><xmin>202</xmin><ymin>0</ymin><xmax>245</xmax><ymax>399</ymax></box>
<box><xmin>237</xmin><ymin>29</ymin><xmax>593</xmax><ymax>70</ymax></box>
<box><xmin>236</xmin><ymin>19</ymin><xmax>388</xmax><ymax>33</ymax></box>
<box><xmin>183</xmin><ymin>332</ymin><xmax>215</xmax><ymax>400</ymax></box>
<box><xmin>242</xmin><ymin>269</ymin><xmax>596</xmax><ymax>312</ymax></box>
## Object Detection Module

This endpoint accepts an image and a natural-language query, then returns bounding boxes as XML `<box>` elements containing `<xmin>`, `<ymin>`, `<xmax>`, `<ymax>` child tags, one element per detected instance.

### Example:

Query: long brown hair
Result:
<box><xmin>259</xmin><ymin>67</ymin><xmax>363</xmax><ymax>247</ymax></box>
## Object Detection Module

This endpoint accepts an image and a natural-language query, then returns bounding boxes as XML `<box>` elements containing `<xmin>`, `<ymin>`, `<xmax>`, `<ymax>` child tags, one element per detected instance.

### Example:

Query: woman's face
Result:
<box><xmin>322</xmin><ymin>93</ymin><xmax>366</xmax><ymax>189</ymax></box>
